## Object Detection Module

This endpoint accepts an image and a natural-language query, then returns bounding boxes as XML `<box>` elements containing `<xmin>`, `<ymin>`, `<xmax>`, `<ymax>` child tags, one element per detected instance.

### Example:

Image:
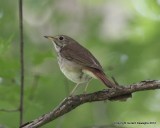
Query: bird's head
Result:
<box><xmin>44</xmin><ymin>35</ymin><xmax>75</xmax><ymax>51</ymax></box>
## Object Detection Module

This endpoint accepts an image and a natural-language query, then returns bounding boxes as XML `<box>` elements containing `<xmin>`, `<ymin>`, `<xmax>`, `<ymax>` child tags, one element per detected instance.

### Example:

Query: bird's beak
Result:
<box><xmin>44</xmin><ymin>36</ymin><xmax>56</xmax><ymax>41</ymax></box>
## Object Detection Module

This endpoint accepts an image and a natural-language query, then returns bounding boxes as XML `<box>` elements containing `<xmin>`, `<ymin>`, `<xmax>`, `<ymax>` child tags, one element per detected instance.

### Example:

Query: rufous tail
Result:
<box><xmin>96</xmin><ymin>71</ymin><xmax>116</xmax><ymax>88</ymax></box>
<box><xmin>88</xmin><ymin>68</ymin><xmax>116</xmax><ymax>88</ymax></box>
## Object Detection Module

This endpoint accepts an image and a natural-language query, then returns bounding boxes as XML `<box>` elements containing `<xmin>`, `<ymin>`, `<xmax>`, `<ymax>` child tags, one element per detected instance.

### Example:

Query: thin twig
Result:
<box><xmin>0</xmin><ymin>108</ymin><xmax>19</xmax><ymax>112</ymax></box>
<box><xmin>111</xmin><ymin>76</ymin><xmax>119</xmax><ymax>86</ymax></box>
<box><xmin>20</xmin><ymin>80</ymin><xmax>160</xmax><ymax>128</ymax></box>
<box><xmin>19</xmin><ymin>0</ymin><xmax>24</xmax><ymax>126</ymax></box>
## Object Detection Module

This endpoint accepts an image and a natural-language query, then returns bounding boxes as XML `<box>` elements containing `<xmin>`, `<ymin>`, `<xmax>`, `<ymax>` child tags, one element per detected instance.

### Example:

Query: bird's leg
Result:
<box><xmin>84</xmin><ymin>78</ymin><xmax>92</xmax><ymax>94</ymax></box>
<box><xmin>70</xmin><ymin>83</ymin><xmax>80</xmax><ymax>96</ymax></box>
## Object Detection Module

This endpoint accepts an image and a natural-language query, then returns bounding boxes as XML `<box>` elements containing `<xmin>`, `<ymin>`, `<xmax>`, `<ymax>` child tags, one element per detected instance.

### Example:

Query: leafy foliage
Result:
<box><xmin>0</xmin><ymin>0</ymin><xmax>160</xmax><ymax>128</ymax></box>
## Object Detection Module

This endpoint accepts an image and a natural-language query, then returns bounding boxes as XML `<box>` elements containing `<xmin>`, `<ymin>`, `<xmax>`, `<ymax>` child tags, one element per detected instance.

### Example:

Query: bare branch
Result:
<box><xmin>18</xmin><ymin>0</ymin><xmax>24</xmax><ymax>126</ymax></box>
<box><xmin>20</xmin><ymin>80</ymin><xmax>160</xmax><ymax>128</ymax></box>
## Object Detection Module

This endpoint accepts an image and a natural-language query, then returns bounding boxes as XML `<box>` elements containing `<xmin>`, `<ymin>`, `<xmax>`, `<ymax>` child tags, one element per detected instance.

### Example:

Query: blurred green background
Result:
<box><xmin>0</xmin><ymin>0</ymin><xmax>160</xmax><ymax>128</ymax></box>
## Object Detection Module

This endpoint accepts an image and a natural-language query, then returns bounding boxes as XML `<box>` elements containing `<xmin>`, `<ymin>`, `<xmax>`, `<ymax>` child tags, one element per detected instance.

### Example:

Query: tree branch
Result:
<box><xmin>18</xmin><ymin>0</ymin><xmax>24</xmax><ymax>126</ymax></box>
<box><xmin>20</xmin><ymin>80</ymin><xmax>160</xmax><ymax>128</ymax></box>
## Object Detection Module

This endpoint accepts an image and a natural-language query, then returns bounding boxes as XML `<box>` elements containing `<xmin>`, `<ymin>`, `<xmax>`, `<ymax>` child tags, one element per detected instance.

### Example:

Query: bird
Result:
<box><xmin>44</xmin><ymin>35</ymin><xmax>117</xmax><ymax>95</ymax></box>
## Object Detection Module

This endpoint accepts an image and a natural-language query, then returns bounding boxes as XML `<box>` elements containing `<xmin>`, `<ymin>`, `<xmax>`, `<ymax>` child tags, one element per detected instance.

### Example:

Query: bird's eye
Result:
<box><xmin>59</xmin><ymin>36</ymin><xmax>64</xmax><ymax>40</ymax></box>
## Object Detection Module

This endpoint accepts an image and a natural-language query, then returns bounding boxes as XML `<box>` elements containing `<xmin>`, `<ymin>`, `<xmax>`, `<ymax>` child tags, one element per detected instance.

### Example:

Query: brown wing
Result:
<box><xmin>60</xmin><ymin>41</ymin><xmax>116</xmax><ymax>88</ymax></box>
<box><xmin>60</xmin><ymin>42</ymin><xmax>103</xmax><ymax>71</ymax></box>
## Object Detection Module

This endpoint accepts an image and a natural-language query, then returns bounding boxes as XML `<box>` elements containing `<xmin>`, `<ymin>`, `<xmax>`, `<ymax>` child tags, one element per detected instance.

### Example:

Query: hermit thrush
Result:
<box><xmin>44</xmin><ymin>35</ymin><xmax>116</xmax><ymax>94</ymax></box>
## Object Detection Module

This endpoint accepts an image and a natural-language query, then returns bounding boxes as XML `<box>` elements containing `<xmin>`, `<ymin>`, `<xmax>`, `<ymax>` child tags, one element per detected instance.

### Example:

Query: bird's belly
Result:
<box><xmin>58</xmin><ymin>58</ymin><xmax>91</xmax><ymax>84</ymax></box>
